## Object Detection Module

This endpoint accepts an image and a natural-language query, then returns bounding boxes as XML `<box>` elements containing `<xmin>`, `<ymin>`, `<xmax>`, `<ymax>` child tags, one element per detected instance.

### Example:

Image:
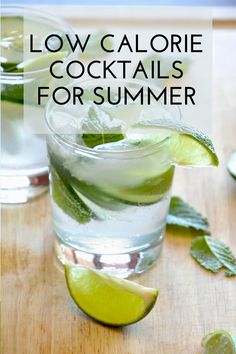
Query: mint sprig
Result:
<box><xmin>82</xmin><ymin>105</ymin><xmax>125</xmax><ymax>148</ymax></box>
<box><xmin>50</xmin><ymin>153</ymin><xmax>92</xmax><ymax>224</ymax></box>
<box><xmin>51</xmin><ymin>167</ymin><xmax>92</xmax><ymax>224</ymax></box>
<box><xmin>168</xmin><ymin>197</ymin><xmax>236</xmax><ymax>277</ymax></box>
<box><xmin>190</xmin><ymin>236</ymin><xmax>236</xmax><ymax>277</ymax></box>
<box><xmin>167</xmin><ymin>196</ymin><xmax>209</xmax><ymax>232</ymax></box>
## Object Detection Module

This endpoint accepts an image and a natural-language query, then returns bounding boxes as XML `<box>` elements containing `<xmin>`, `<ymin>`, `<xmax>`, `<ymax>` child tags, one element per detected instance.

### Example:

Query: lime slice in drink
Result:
<box><xmin>16</xmin><ymin>51</ymin><xmax>68</xmax><ymax>72</ymax></box>
<box><xmin>202</xmin><ymin>330</ymin><xmax>236</xmax><ymax>354</ymax></box>
<box><xmin>89</xmin><ymin>119</ymin><xmax>218</xmax><ymax>204</ymax></box>
<box><xmin>1</xmin><ymin>16</ymin><xmax>24</xmax><ymax>72</ymax></box>
<box><xmin>1</xmin><ymin>15</ymin><xmax>68</xmax><ymax>73</ymax></box>
<box><xmin>98</xmin><ymin>166</ymin><xmax>175</xmax><ymax>204</ymax></box>
<box><xmin>65</xmin><ymin>265</ymin><xmax>158</xmax><ymax>326</ymax></box>
<box><xmin>135</xmin><ymin>119</ymin><xmax>219</xmax><ymax>167</ymax></box>
<box><xmin>227</xmin><ymin>150</ymin><xmax>236</xmax><ymax>180</ymax></box>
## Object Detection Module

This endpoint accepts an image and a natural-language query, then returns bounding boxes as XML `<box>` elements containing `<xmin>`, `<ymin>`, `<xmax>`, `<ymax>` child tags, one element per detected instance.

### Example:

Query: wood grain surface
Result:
<box><xmin>1</xmin><ymin>28</ymin><xmax>236</xmax><ymax>354</ymax></box>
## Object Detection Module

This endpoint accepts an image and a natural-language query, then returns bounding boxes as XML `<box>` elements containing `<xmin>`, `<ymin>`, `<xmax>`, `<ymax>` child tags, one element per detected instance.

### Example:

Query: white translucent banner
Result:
<box><xmin>22</xmin><ymin>6</ymin><xmax>212</xmax><ymax>135</ymax></box>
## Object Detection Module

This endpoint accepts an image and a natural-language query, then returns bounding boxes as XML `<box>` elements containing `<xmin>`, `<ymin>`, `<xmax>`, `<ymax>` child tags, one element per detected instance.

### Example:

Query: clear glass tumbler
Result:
<box><xmin>46</xmin><ymin>79</ymin><xmax>179</xmax><ymax>277</ymax></box>
<box><xmin>0</xmin><ymin>6</ymin><xmax>75</xmax><ymax>203</ymax></box>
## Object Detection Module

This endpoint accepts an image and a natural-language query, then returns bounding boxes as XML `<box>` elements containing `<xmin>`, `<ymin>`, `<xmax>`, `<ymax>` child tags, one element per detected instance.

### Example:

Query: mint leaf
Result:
<box><xmin>206</xmin><ymin>237</ymin><xmax>236</xmax><ymax>277</ymax></box>
<box><xmin>82</xmin><ymin>105</ymin><xmax>125</xmax><ymax>148</ymax></box>
<box><xmin>167</xmin><ymin>196</ymin><xmax>209</xmax><ymax>232</ymax></box>
<box><xmin>50</xmin><ymin>153</ymin><xmax>92</xmax><ymax>224</ymax></box>
<box><xmin>82</xmin><ymin>132</ymin><xmax>124</xmax><ymax>149</ymax></box>
<box><xmin>190</xmin><ymin>236</ymin><xmax>236</xmax><ymax>277</ymax></box>
<box><xmin>227</xmin><ymin>150</ymin><xmax>236</xmax><ymax>180</ymax></box>
<box><xmin>190</xmin><ymin>236</ymin><xmax>223</xmax><ymax>273</ymax></box>
<box><xmin>51</xmin><ymin>167</ymin><xmax>92</xmax><ymax>224</ymax></box>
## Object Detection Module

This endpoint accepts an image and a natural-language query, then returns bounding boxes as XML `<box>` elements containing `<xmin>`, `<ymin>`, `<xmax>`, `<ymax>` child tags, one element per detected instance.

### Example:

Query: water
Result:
<box><xmin>47</xmin><ymin>109</ymin><xmax>175</xmax><ymax>276</ymax></box>
<box><xmin>0</xmin><ymin>80</ymin><xmax>49</xmax><ymax>202</ymax></box>
<box><xmin>53</xmin><ymin>193</ymin><xmax>170</xmax><ymax>277</ymax></box>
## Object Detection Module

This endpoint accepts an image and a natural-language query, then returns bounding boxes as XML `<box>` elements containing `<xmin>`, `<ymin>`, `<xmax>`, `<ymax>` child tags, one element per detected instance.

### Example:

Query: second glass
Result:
<box><xmin>0</xmin><ymin>6</ymin><xmax>75</xmax><ymax>203</ymax></box>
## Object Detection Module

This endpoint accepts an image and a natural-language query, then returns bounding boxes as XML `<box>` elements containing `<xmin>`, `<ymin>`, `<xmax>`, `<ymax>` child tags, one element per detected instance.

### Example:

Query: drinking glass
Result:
<box><xmin>46</xmin><ymin>79</ymin><xmax>180</xmax><ymax>277</ymax></box>
<box><xmin>0</xmin><ymin>6</ymin><xmax>75</xmax><ymax>203</ymax></box>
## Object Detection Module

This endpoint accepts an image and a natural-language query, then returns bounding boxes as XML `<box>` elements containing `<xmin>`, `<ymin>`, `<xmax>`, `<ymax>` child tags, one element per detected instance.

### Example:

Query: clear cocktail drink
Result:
<box><xmin>46</xmin><ymin>80</ymin><xmax>179</xmax><ymax>277</ymax></box>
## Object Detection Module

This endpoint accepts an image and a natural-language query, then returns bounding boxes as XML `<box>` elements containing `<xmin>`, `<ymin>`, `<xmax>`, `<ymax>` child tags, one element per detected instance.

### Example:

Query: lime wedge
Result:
<box><xmin>202</xmin><ymin>330</ymin><xmax>236</xmax><ymax>354</ymax></box>
<box><xmin>16</xmin><ymin>51</ymin><xmax>68</xmax><ymax>72</ymax></box>
<box><xmin>227</xmin><ymin>150</ymin><xmax>236</xmax><ymax>180</ymax></box>
<box><xmin>135</xmin><ymin>119</ymin><xmax>219</xmax><ymax>167</ymax></box>
<box><xmin>1</xmin><ymin>16</ymin><xmax>24</xmax><ymax>72</ymax></box>
<box><xmin>99</xmin><ymin>165</ymin><xmax>174</xmax><ymax>204</ymax></box>
<box><xmin>64</xmin><ymin>265</ymin><xmax>158</xmax><ymax>326</ymax></box>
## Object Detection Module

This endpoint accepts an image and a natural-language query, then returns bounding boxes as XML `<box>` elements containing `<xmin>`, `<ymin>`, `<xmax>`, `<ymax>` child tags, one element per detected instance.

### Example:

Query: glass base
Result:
<box><xmin>54</xmin><ymin>235</ymin><xmax>163</xmax><ymax>278</ymax></box>
<box><xmin>0</xmin><ymin>171</ymin><xmax>49</xmax><ymax>204</ymax></box>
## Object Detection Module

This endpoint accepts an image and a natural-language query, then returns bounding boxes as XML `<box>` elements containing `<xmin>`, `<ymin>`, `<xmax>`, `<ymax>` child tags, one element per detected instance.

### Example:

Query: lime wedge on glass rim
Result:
<box><xmin>64</xmin><ymin>265</ymin><xmax>158</xmax><ymax>326</ymax></box>
<box><xmin>134</xmin><ymin>118</ymin><xmax>219</xmax><ymax>167</ymax></box>
<box><xmin>84</xmin><ymin>118</ymin><xmax>219</xmax><ymax>206</ymax></box>
<box><xmin>202</xmin><ymin>330</ymin><xmax>236</xmax><ymax>354</ymax></box>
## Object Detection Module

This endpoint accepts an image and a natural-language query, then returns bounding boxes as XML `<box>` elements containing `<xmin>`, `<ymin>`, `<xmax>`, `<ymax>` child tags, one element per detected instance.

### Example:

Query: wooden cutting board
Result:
<box><xmin>1</xmin><ymin>22</ymin><xmax>236</xmax><ymax>354</ymax></box>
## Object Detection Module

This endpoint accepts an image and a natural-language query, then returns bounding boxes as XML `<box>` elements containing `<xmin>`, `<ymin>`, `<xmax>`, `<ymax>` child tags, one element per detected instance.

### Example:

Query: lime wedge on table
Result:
<box><xmin>135</xmin><ymin>119</ymin><xmax>219</xmax><ymax>167</ymax></box>
<box><xmin>202</xmin><ymin>330</ymin><xmax>236</xmax><ymax>354</ymax></box>
<box><xmin>65</xmin><ymin>265</ymin><xmax>158</xmax><ymax>326</ymax></box>
<box><xmin>227</xmin><ymin>150</ymin><xmax>236</xmax><ymax>180</ymax></box>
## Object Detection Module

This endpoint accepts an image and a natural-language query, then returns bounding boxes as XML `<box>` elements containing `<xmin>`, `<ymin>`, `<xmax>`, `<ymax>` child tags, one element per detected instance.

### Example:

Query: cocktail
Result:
<box><xmin>46</xmin><ymin>80</ymin><xmax>218</xmax><ymax>277</ymax></box>
<box><xmin>0</xmin><ymin>6</ymin><xmax>74</xmax><ymax>203</ymax></box>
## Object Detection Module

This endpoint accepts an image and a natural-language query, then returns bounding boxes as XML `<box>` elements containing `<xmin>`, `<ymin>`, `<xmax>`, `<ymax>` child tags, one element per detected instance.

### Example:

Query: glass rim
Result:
<box><xmin>45</xmin><ymin>78</ymin><xmax>181</xmax><ymax>158</ymax></box>
<box><xmin>49</xmin><ymin>129</ymin><xmax>171</xmax><ymax>160</ymax></box>
<box><xmin>0</xmin><ymin>5</ymin><xmax>76</xmax><ymax>77</ymax></box>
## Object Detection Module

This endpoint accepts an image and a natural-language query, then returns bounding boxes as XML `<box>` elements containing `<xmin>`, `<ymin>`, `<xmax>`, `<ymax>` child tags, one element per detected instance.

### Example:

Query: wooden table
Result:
<box><xmin>2</xmin><ymin>26</ymin><xmax>236</xmax><ymax>354</ymax></box>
